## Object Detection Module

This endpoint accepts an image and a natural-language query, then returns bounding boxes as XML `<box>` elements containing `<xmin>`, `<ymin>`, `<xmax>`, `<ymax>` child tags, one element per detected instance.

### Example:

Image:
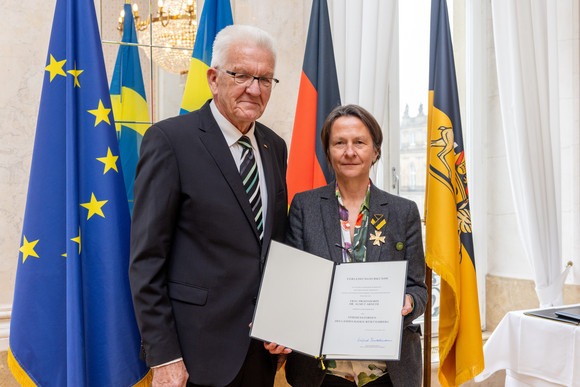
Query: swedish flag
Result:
<box><xmin>425</xmin><ymin>0</ymin><xmax>484</xmax><ymax>385</ymax></box>
<box><xmin>110</xmin><ymin>3</ymin><xmax>150</xmax><ymax>215</ymax></box>
<box><xmin>8</xmin><ymin>0</ymin><xmax>150</xmax><ymax>384</ymax></box>
<box><xmin>180</xmin><ymin>0</ymin><xmax>233</xmax><ymax>115</ymax></box>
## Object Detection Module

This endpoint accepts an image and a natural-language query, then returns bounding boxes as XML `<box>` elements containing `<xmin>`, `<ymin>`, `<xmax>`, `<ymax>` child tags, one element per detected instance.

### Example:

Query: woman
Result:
<box><xmin>283</xmin><ymin>105</ymin><xmax>427</xmax><ymax>387</ymax></box>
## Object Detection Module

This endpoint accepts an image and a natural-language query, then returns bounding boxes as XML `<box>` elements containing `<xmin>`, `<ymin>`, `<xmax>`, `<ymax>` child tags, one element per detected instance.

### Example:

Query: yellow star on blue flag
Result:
<box><xmin>45</xmin><ymin>54</ymin><xmax>67</xmax><ymax>82</ymax></box>
<box><xmin>80</xmin><ymin>193</ymin><xmax>108</xmax><ymax>219</ymax></box>
<box><xmin>88</xmin><ymin>99</ymin><xmax>112</xmax><ymax>126</ymax></box>
<box><xmin>97</xmin><ymin>147</ymin><xmax>119</xmax><ymax>174</ymax></box>
<box><xmin>19</xmin><ymin>236</ymin><xmax>39</xmax><ymax>263</ymax></box>
<box><xmin>67</xmin><ymin>62</ymin><xmax>83</xmax><ymax>88</ymax></box>
<box><xmin>8</xmin><ymin>0</ymin><xmax>151</xmax><ymax>385</ymax></box>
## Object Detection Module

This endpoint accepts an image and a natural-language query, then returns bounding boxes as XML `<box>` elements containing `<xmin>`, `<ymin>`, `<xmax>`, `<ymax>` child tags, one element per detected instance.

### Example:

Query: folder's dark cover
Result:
<box><xmin>524</xmin><ymin>305</ymin><xmax>580</xmax><ymax>325</ymax></box>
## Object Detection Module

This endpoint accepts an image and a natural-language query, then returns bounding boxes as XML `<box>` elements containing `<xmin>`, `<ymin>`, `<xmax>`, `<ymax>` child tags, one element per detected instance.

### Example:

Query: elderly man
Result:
<box><xmin>129</xmin><ymin>25</ymin><xmax>288</xmax><ymax>387</ymax></box>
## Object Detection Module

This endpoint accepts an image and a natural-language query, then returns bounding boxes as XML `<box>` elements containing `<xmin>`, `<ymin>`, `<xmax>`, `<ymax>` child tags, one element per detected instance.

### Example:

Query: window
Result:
<box><xmin>99</xmin><ymin>0</ymin><xmax>192</xmax><ymax>124</ymax></box>
<box><xmin>398</xmin><ymin>0</ymin><xmax>444</xmax><ymax>328</ymax></box>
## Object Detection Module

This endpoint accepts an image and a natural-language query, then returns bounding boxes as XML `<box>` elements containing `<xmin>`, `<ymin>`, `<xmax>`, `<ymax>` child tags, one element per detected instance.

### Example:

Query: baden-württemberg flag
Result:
<box><xmin>180</xmin><ymin>0</ymin><xmax>233</xmax><ymax>115</ymax></box>
<box><xmin>286</xmin><ymin>0</ymin><xmax>341</xmax><ymax>203</ymax></box>
<box><xmin>425</xmin><ymin>0</ymin><xmax>484</xmax><ymax>386</ymax></box>
<box><xmin>110</xmin><ymin>3</ymin><xmax>151</xmax><ymax>215</ymax></box>
<box><xmin>8</xmin><ymin>0</ymin><xmax>150</xmax><ymax>385</ymax></box>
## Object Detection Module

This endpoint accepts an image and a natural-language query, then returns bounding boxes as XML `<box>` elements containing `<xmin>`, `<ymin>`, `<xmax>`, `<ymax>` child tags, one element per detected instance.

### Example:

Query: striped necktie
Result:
<box><xmin>238</xmin><ymin>136</ymin><xmax>264</xmax><ymax>240</ymax></box>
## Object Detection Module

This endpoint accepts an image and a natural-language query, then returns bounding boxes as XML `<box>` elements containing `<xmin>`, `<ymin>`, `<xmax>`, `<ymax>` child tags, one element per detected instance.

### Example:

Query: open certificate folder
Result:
<box><xmin>250</xmin><ymin>241</ymin><xmax>408</xmax><ymax>360</ymax></box>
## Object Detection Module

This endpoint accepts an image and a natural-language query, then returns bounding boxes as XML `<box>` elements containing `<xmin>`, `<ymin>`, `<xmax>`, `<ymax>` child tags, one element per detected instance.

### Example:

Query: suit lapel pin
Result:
<box><xmin>371</xmin><ymin>214</ymin><xmax>386</xmax><ymax>231</ymax></box>
<box><xmin>263</xmin><ymin>144</ymin><xmax>268</xmax><ymax>149</ymax></box>
<box><xmin>396</xmin><ymin>242</ymin><xmax>404</xmax><ymax>251</ymax></box>
<box><xmin>369</xmin><ymin>230</ymin><xmax>385</xmax><ymax>246</ymax></box>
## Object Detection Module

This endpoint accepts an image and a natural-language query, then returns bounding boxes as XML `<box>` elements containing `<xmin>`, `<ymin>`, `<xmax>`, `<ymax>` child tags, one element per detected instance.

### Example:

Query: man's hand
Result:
<box><xmin>152</xmin><ymin>360</ymin><xmax>189</xmax><ymax>387</ymax></box>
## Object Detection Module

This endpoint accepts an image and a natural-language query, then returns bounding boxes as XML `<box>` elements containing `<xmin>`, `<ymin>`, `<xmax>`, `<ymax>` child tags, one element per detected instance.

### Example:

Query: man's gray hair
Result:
<box><xmin>211</xmin><ymin>25</ymin><xmax>277</xmax><ymax>70</ymax></box>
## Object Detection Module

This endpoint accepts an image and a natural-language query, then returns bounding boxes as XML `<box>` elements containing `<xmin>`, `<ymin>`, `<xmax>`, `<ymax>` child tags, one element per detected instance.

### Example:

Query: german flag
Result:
<box><xmin>425</xmin><ymin>0</ymin><xmax>484</xmax><ymax>385</ymax></box>
<box><xmin>286</xmin><ymin>0</ymin><xmax>340</xmax><ymax>203</ymax></box>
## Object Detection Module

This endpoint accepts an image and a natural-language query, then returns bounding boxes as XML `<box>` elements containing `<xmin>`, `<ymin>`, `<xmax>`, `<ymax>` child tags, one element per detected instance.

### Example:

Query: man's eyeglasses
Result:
<box><xmin>223</xmin><ymin>70</ymin><xmax>279</xmax><ymax>90</ymax></box>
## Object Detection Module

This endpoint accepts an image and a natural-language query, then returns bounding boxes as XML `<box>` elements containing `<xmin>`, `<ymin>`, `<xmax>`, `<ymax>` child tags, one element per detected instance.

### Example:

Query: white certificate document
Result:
<box><xmin>250</xmin><ymin>241</ymin><xmax>335</xmax><ymax>357</ymax></box>
<box><xmin>321</xmin><ymin>261</ymin><xmax>407</xmax><ymax>359</ymax></box>
<box><xmin>250</xmin><ymin>241</ymin><xmax>408</xmax><ymax>360</ymax></box>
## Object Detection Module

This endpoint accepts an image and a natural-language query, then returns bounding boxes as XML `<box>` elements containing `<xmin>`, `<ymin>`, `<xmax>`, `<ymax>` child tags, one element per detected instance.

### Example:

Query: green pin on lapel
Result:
<box><xmin>396</xmin><ymin>242</ymin><xmax>404</xmax><ymax>251</ymax></box>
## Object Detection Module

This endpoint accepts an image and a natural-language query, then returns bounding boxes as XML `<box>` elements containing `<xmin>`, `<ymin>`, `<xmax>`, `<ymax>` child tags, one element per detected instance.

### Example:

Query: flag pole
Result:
<box><xmin>424</xmin><ymin>265</ymin><xmax>432</xmax><ymax>387</ymax></box>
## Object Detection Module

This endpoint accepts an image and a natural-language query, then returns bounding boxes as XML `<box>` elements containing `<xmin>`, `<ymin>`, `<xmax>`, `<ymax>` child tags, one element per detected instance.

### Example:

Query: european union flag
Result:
<box><xmin>8</xmin><ymin>0</ymin><xmax>151</xmax><ymax>385</ymax></box>
<box><xmin>110</xmin><ymin>4</ymin><xmax>150</xmax><ymax>215</ymax></box>
<box><xmin>180</xmin><ymin>0</ymin><xmax>233</xmax><ymax>115</ymax></box>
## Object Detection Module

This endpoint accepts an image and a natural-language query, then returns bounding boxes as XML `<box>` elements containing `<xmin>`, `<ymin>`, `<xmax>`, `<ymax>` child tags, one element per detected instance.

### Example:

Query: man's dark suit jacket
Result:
<box><xmin>129</xmin><ymin>100</ymin><xmax>288</xmax><ymax>386</ymax></box>
<box><xmin>284</xmin><ymin>182</ymin><xmax>427</xmax><ymax>387</ymax></box>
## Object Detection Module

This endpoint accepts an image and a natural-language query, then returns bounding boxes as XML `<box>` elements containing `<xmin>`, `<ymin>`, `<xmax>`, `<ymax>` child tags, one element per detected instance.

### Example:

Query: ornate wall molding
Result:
<box><xmin>0</xmin><ymin>304</ymin><xmax>11</xmax><ymax>352</ymax></box>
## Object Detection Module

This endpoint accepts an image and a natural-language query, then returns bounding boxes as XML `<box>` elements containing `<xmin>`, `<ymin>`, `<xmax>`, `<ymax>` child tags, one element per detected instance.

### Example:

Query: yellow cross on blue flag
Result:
<box><xmin>110</xmin><ymin>3</ymin><xmax>151</xmax><ymax>215</ymax></box>
<box><xmin>180</xmin><ymin>0</ymin><xmax>233</xmax><ymax>115</ymax></box>
<box><xmin>8</xmin><ymin>0</ymin><xmax>151</xmax><ymax>385</ymax></box>
<box><xmin>425</xmin><ymin>0</ymin><xmax>484</xmax><ymax>385</ymax></box>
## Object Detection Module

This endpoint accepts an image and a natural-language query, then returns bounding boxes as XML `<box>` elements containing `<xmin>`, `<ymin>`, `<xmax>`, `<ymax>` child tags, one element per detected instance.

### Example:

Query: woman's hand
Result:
<box><xmin>264</xmin><ymin>342</ymin><xmax>292</xmax><ymax>370</ymax></box>
<box><xmin>264</xmin><ymin>341</ymin><xmax>292</xmax><ymax>355</ymax></box>
<box><xmin>401</xmin><ymin>294</ymin><xmax>414</xmax><ymax>316</ymax></box>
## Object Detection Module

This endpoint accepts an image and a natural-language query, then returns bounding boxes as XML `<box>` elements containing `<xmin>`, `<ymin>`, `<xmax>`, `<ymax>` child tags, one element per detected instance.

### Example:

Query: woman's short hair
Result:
<box><xmin>211</xmin><ymin>25</ymin><xmax>277</xmax><ymax>70</ymax></box>
<box><xmin>320</xmin><ymin>104</ymin><xmax>383</xmax><ymax>163</ymax></box>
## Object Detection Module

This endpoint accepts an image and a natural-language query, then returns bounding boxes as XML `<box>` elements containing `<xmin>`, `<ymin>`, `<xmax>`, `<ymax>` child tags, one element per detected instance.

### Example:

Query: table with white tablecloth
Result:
<box><xmin>474</xmin><ymin>304</ymin><xmax>580</xmax><ymax>387</ymax></box>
